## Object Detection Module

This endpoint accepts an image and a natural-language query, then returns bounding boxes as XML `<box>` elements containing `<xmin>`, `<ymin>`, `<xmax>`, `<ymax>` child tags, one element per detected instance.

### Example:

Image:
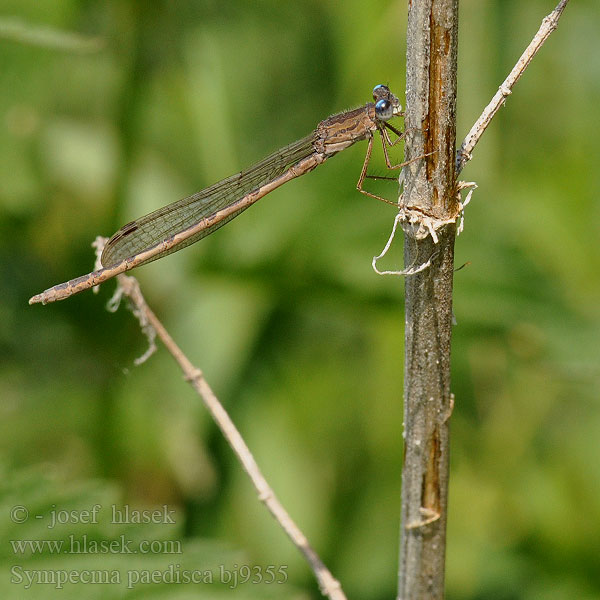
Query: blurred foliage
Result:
<box><xmin>1</xmin><ymin>0</ymin><xmax>599</xmax><ymax>598</ymax></box>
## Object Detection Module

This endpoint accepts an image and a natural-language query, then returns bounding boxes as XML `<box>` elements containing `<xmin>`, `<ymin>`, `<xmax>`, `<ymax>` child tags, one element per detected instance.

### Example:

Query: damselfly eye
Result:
<box><xmin>372</xmin><ymin>84</ymin><xmax>390</xmax><ymax>100</ymax></box>
<box><xmin>375</xmin><ymin>98</ymin><xmax>393</xmax><ymax>121</ymax></box>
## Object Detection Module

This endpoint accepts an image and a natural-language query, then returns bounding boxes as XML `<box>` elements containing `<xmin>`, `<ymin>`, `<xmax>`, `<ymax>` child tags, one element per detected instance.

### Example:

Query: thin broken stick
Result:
<box><xmin>110</xmin><ymin>264</ymin><xmax>346</xmax><ymax>600</ymax></box>
<box><xmin>456</xmin><ymin>0</ymin><xmax>570</xmax><ymax>174</ymax></box>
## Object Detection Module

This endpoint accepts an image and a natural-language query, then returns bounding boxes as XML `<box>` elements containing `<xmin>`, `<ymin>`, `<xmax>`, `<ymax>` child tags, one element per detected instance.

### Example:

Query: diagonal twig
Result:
<box><xmin>455</xmin><ymin>0</ymin><xmax>570</xmax><ymax>175</ymax></box>
<box><xmin>112</xmin><ymin>270</ymin><xmax>346</xmax><ymax>600</ymax></box>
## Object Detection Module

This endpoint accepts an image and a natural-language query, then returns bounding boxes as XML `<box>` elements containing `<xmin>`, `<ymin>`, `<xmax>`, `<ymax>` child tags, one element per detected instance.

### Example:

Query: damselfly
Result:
<box><xmin>30</xmin><ymin>84</ymin><xmax>407</xmax><ymax>305</ymax></box>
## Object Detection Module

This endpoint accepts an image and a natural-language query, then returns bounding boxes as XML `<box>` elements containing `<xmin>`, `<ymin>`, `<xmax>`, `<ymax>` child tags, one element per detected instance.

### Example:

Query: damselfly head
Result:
<box><xmin>372</xmin><ymin>84</ymin><xmax>402</xmax><ymax>120</ymax></box>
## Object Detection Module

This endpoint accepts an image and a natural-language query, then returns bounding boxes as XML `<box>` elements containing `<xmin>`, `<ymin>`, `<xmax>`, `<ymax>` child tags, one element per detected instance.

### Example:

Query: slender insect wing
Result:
<box><xmin>101</xmin><ymin>133</ymin><xmax>318</xmax><ymax>268</ymax></box>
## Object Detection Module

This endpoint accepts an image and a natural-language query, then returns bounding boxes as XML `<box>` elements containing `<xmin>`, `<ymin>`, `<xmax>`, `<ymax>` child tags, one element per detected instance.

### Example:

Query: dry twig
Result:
<box><xmin>109</xmin><ymin>267</ymin><xmax>345</xmax><ymax>600</ymax></box>
<box><xmin>455</xmin><ymin>0</ymin><xmax>570</xmax><ymax>174</ymax></box>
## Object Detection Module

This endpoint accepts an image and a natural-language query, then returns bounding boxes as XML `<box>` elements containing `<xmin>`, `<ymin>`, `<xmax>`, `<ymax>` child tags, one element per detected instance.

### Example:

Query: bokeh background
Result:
<box><xmin>1</xmin><ymin>1</ymin><xmax>599</xmax><ymax>598</ymax></box>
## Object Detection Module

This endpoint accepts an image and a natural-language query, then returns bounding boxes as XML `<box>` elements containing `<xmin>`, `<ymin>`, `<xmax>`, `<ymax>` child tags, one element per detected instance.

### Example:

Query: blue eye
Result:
<box><xmin>375</xmin><ymin>98</ymin><xmax>393</xmax><ymax>121</ymax></box>
<box><xmin>372</xmin><ymin>84</ymin><xmax>390</xmax><ymax>100</ymax></box>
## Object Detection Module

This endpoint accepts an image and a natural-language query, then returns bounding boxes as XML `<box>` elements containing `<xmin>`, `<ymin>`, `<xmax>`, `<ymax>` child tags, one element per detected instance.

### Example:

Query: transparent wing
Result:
<box><xmin>101</xmin><ymin>132</ymin><xmax>317</xmax><ymax>267</ymax></box>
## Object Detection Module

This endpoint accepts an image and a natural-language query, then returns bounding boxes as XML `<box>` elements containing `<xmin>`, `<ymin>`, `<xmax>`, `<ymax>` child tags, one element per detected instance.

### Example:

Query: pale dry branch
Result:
<box><xmin>456</xmin><ymin>0</ymin><xmax>570</xmax><ymax>174</ymax></box>
<box><xmin>108</xmin><ymin>270</ymin><xmax>345</xmax><ymax>600</ymax></box>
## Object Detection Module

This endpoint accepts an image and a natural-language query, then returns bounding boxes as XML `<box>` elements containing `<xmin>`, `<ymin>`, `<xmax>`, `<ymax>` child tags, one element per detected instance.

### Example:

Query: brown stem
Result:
<box><xmin>399</xmin><ymin>1</ymin><xmax>459</xmax><ymax>598</ymax></box>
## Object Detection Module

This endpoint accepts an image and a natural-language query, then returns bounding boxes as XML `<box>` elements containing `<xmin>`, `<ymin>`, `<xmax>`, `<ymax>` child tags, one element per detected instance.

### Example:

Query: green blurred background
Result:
<box><xmin>1</xmin><ymin>0</ymin><xmax>599</xmax><ymax>598</ymax></box>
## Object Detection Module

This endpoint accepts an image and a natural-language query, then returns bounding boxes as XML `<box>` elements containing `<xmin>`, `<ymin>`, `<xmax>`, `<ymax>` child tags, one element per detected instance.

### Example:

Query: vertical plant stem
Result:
<box><xmin>398</xmin><ymin>1</ymin><xmax>459</xmax><ymax>598</ymax></box>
